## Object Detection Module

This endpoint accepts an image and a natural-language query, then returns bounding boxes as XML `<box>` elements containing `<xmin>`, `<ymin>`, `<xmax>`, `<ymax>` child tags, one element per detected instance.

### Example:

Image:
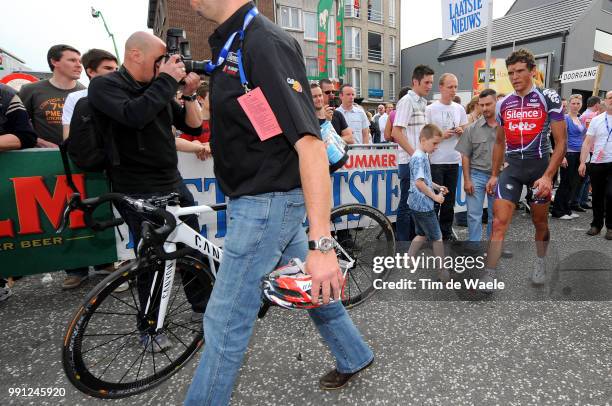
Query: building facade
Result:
<box><xmin>147</xmin><ymin>1</ymin><xmax>401</xmax><ymax>110</ymax></box>
<box><xmin>400</xmin><ymin>0</ymin><xmax>611</xmax><ymax>105</ymax></box>
<box><xmin>147</xmin><ymin>0</ymin><xmax>276</xmax><ymax>61</ymax></box>
<box><xmin>276</xmin><ymin>0</ymin><xmax>401</xmax><ymax>108</ymax></box>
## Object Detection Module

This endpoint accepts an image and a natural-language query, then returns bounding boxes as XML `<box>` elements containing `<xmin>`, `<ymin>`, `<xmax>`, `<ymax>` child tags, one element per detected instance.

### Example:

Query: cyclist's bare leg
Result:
<box><xmin>530</xmin><ymin>202</ymin><xmax>550</xmax><ymax>258</ymax></box>
<box><xmin>486</xmin><ymin>199</ymin><xmax>515</xmax><ymax>270</ymax></box>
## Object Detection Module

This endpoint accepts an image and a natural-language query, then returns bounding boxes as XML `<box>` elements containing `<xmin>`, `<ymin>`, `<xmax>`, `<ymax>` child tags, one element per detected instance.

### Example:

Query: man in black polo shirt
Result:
<box><xmin>185</xmin><ymin>1</ymin><xmax>373</xmax><ymax>405</ymax></box>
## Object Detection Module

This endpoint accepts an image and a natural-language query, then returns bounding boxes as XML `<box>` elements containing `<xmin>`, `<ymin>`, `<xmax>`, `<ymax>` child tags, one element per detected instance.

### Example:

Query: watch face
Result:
<box><xmin>319</xmin><ymin>237</ymin><xmax>334</xmax><ymax>252</ymax></box>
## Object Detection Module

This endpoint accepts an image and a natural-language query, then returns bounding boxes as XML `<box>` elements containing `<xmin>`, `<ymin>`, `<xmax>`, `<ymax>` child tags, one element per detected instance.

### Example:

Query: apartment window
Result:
<box><xmin>389</xmin><ymin>73</ymin><xmax>396</xmax><ymax>101</ymax></box>
<box><xmin>368</xmin><ymin>32</ymin><xmax>383</xmax><ymax>63</ymax></box>
<box><xmin>345</xmin><ymin>27</ymin><xmax>362</xmax><ymax>60</ymax></box>
<box><xmin>279</xmin><ymin>6</ymin><xmax>302</xmax><ymax>30</ymax></box>
<box><xmin>305</xmin><ymin>57</ymin><xmax>318</xmax><ymax>79</ymax></box>
<box><xmin>368</xmin><ymin>0</ymin><xmax>383</xmax><ymax>24</ymax></box>
<box><xmin>327</xmin><ymin>16</ymin><xmax>335</xmax><ymax>43</ymax></box>
<box><xmin>389</xmin><ymin>36</ymin><xmax>397</xmax><ymax>65</ymax></box>
<box><xmin>345</xmin><ymin>2</ymin><xmax>361</xmax><ymax>18</ymax></box>
<box><xmin>368</xmin><ymin>71</ymin><xmax>383</xmax><ymax>100</ymax></box>
<box><xmin>389</xmin><ymin>0</ymin><xmax>396</xmax><ymax>27</ymax></box>
<box><xmin>347</xmin><ymin>67</ymin><xmax>362</xmax><ymax>97</ymax></box>
<box><xmin>327</xmin><ymin>58</ymin><xmax>337</xmax><ymax>79</ymax></box>
<box><xmin>304</xmin><ymin>12</ymin><xmax>317</xmax><ymax>41</ymax></box>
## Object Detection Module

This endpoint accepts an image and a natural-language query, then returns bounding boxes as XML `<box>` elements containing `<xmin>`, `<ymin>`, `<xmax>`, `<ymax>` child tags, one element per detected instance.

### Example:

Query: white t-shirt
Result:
<box><xmin>337</xmin><ymin>104</ymin><xmax>369</xmax><ymax>144</ymax></box>
<box><xmin>586</xmin><ymin>113</ymin><xmax>612</xmax><ymax>164</ymax></box>
<box><xmin>378</xmin><ymin>113</ymin><xmax>388</xmax><ymax>134</ymax></box>
<box><xmin>61</xmin><ymin>89</ymin><xmax>88</xmax><ymax>125</ymax></box>
<box><xmin>425</xmin><ymin>101</ymin><xmax>468</xmax><ymax>164</ymax></box>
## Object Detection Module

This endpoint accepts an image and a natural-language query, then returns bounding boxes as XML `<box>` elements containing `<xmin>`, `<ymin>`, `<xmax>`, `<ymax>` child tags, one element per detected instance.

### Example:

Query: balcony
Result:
<box><xmin>368</xmin><ymin>88</ymin><xmax>384</xmax><ymax>100</ymax></box>
<box><xmin>345</xmin><ymin>4</ymin><xmax>360</xmax><ymax>18</ymax></box>
<box><xmin>355</xmin><ymin>87</ymin><xmax>362</xmax><ymax>98</ymax></box>
<box><xmin>368</xmin><ymin>49</ymin><xmax>382</xmax><ymax>63</ymax></box>
<box><xmin>389</xmin><ymin>54</ymin><xmax>397</xmax><ymax>65</ymax></box>
<box><xmin>388</xmin><ymin>15</ymin><xmax>396</xmax><ymax>27</ymax></box>
<box><xmin>368</xmin><ymin>8</ymin><xmax>383</xmax><ymax>24</ymax></box>
<box><xmin>389</xmin><ymin>90</ymin><xmax>396</xmax><ymax>101</ymax></box>
<box><xmin>345</xmin><ymin>47</ymin><xmax>362</xmax><ymax>60</ymax></box>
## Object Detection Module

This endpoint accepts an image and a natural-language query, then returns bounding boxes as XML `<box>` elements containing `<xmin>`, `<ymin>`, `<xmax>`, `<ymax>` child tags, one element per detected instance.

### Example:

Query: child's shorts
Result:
<box><xmin>411</xmin><ymin>210</ymin><xmax>442</xmax><ymax>241</ymax></box>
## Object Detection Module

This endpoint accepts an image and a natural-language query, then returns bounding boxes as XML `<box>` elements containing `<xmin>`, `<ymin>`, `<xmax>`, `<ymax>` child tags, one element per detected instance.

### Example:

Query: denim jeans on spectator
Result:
<box><xmin>466</xmin><ymin>169</ymin><xmax>494</xmax><ymax>242</ymax></box>
<box><xmin>572</xmin><ymin>175</ymin><xmax>590</xmax><ymax>206</ymax></box>
<box><xmin>430</xmin><ymin>163</ymin><xmax>459</xmax><ymax>238</ymax></box>
<box><xmin>115</xmin><ymin>182</ymin><xmax>208</xmax><ymax>332</ymax></box>
<box><xmin>396</xmin><ymin>163</ymin><xmax>416</xmax><ymax>242</ymax></box>
<box><xmin>184</xmin><ymin>189</ymin><xmax>373</xmax><ymax>406</ymax></box>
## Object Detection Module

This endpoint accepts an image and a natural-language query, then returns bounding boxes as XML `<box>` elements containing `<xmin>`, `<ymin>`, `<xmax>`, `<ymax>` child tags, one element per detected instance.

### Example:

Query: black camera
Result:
<box><xmin>165</xmin><ymin>28</ymin><xmax>208</xmax><ymax>75</ymax></box>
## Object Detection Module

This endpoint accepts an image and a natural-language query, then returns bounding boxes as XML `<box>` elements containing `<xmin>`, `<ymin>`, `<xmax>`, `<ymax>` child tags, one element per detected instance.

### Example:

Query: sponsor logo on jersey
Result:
<box><xmin>508</xmin><ymin>121</ymin><xmax>537</xmax><ymax>131</ymax></box>
<box><xmin>504</xmin><ymin>109</ymin><xmax>543</xmax><ymax>120</ymax></box>
<box><xmin>543</xmin><ymin>88</ymin><xmax>560</xmax><ymax>104</ymax></box>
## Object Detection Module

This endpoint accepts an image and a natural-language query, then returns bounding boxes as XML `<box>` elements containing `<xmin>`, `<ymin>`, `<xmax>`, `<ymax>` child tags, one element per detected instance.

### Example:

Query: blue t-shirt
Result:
<box><xmin>408</xmin><ymin>149</ymin><xmax>434</xmax><ymax>212</ymax></box>
<box><xmin>565</xmin><ymin>114</ymin><xmax>585</xmax><ymax>152</ymax></box>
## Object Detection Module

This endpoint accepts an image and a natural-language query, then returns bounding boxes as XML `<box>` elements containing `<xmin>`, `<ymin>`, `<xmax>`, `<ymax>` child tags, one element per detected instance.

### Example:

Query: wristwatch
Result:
<box><xmin>180</xmin><ymin>93</ymin><xmax>197</xmax><ymax>102</ymax></box>
<box><xmin>308</xmin><ymin>236</ymin><xmax>335</xmax><ymax>253</ymax></box>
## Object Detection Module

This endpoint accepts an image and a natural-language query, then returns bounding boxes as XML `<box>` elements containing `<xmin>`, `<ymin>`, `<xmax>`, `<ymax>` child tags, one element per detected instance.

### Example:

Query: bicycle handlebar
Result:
<box><xmin>58</xmin><ymin>192</ymin><xmax>195</xmax><ymax>261</ymax></box>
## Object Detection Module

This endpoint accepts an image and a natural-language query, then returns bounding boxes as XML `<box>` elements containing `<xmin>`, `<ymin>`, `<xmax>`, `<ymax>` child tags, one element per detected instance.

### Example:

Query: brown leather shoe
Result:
<box><xmin>319</xmin><ymin>358</ymin><xmax>373</xmax><ymax>390</ymax></box>
<box><xmin>605</xmin><ymin>229</ymin><xmax>612</xmax><ymax>240</ymax></box>
<box><xmin>62</xmin><ymin>275</ymin><xmax>88</xmax><ymax>290</ymax></box>
<box><xmin>586</xmin><ymin>227</ymin><xmax>601</xmax><ymax>236</ymax></box>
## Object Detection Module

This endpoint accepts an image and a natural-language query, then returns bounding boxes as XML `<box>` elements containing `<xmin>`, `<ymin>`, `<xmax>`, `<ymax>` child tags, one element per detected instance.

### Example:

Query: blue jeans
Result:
<box><xmin>465</xmin><ymin>169</ymin><xmax>493</xmax><ymax>242</ymax></box>
<box><xmin>396</xmin><ymin>163</ymin><xmax>416</xmax><ymax>241</ymax></box>
<box><xmin>184</xmin><ymin>189</ymin><xmax>373</xmax><ymax>406</ymax></box>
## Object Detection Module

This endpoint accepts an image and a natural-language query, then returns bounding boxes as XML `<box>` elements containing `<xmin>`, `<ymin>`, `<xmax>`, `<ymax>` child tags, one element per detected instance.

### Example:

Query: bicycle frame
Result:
<box><xmin>142</xmin><ymin>204</ymin><xmax>222</xmax><ymax>331</ymax></box>
<box><xmin>141</xmin><ymin>203</ymin><xmax>356</xmax><ymax>332</ymax></box>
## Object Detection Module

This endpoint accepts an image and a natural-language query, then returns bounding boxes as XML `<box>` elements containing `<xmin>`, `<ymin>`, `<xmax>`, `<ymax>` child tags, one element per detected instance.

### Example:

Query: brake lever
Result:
<box><xmin>56</xmin><ymin>193</ymin><xmax>82</xmax><ymax>234</ymax></box>
<box><xmin>56</xmin><ymin>204</ymin><xmax>72</xmax><ymax>234</ymax></box>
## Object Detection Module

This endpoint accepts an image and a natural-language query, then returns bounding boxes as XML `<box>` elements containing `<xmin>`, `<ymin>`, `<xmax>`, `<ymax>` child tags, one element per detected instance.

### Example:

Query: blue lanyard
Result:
<box><xmin>205</xmin><ymin>7</ymin><xmax>259</xmax><ymax>92</ymax></box>
<box><xmin>605</xmin><ymin>115</ymin><xmax>612</xmax><ymax>142</ymax></box>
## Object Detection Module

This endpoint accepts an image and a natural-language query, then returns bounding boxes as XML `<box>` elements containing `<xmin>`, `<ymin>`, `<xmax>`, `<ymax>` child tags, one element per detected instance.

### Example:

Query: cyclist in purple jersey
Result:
<box><xmin>481</xmin><ymin>49</ymin><xmax>566</xmax><ymax>290</ymax></box>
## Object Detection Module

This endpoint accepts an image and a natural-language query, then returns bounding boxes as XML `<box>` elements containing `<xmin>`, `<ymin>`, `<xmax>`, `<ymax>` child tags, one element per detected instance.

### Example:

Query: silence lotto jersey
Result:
<box><xmin>496</xmin><ymin>86</ymin><xmax>564</xmax><ymax>159</ymax></box>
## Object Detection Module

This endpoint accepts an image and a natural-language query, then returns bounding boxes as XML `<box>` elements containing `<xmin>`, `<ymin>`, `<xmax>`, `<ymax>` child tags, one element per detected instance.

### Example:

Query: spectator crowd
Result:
<box><xmin>1</xmin><ymin>42</ymin><xmax>611</xmax><ymax>303</ymax></box>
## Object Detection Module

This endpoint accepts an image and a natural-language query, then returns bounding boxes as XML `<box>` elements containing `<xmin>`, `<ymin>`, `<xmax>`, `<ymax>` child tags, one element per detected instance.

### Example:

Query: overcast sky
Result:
<box><xmin>1</xmin><ymin>0</ymin><xmax>515</xmax><ymax>74</ymax></box>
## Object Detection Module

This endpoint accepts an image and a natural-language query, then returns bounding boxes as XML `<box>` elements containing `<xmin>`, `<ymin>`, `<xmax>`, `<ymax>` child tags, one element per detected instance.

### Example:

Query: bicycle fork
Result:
<box><xmin>144</xmin><ymin>242</ymin><xmax>177</xmax><ymax>332</ymax></box>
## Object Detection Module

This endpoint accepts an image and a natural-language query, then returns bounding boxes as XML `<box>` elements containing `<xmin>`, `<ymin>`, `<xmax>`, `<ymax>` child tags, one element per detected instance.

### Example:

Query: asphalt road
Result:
<box><xmin>1</xmin><ymin>208</ymin><xmax>611</xmax><ymax>406</ymax></box>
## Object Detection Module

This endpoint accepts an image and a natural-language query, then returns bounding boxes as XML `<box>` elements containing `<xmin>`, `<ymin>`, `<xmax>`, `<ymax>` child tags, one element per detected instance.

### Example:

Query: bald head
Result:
<box><xmin>125</xmin><ymin>31</ymin><xmax>164</xmax><ymax>56</ymax></box>
<box><xmin>123</xmin><ymin>31</ymin><xmax>167</xmax><ymax>83</ymax></box>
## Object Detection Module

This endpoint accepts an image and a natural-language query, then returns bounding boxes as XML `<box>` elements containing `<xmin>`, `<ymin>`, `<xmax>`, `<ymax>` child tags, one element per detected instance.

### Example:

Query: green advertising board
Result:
<box><xmin>0</xmin><ymin>150</ymin><xmax>117</xmax><ymax>277</ymax></box>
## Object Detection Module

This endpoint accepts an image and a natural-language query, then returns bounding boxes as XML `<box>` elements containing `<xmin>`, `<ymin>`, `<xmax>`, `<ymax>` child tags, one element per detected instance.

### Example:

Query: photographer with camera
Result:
<box><xmin>88</xmin><ymin>31</ymin><xmax>208</xmax><ymax>351</ymax></box>
<box><xmin>319</xmin><ymin>78</ymin><xmax>353</xmax><ymax>144</ymax></box>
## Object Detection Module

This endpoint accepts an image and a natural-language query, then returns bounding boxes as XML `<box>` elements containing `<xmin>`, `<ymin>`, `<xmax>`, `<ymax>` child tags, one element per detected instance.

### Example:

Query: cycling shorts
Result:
<box><xmin>496</xmin><ymin>157</ymin><xmax>550</xmax><ymax>204</ymax></box>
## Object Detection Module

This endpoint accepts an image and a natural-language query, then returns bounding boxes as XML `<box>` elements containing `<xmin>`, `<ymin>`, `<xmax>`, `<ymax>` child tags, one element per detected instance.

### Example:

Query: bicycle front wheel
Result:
<box><xmin>62</xmin><ymin>256</ymin><xmax>214</xmax><ymax>399</ymax></box>
<box><xmin>330</xmin><ymin>203</ymin><xmax>395</xmax><ymax>308</ymax></box>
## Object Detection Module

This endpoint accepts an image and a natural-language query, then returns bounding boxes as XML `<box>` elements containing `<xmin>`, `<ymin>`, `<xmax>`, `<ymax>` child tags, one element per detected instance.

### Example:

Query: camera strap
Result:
<box><xmin>205</xmin><ymin>6</ymin><xmax>259</xmax><ymax>93</ymax></box>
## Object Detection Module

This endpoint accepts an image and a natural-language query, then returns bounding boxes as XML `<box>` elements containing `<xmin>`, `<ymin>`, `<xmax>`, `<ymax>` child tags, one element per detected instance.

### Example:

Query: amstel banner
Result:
<box><xmin>0</xmin><ymin>150</ymin><xmax>116</xmax><ymax>277</ymax></box>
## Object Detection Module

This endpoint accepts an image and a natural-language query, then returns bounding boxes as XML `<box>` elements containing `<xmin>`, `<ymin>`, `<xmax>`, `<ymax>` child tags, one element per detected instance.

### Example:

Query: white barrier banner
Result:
<box><xmin>115</xmin><ymin>146</ymin><xmax>473</xmax><ymax>259</ymax></box>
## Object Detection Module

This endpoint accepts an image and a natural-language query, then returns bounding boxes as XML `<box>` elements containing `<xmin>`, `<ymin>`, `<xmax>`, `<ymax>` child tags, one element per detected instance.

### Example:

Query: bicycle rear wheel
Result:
<box><xmin>62</xmin><ymin>256</ymin><xmax>214</xmax><ymax>399</ymax></box>
<box><xmin>330</xmin><ymin>204</ymin><xmax>395</xmax><ymax>308</ymax></box>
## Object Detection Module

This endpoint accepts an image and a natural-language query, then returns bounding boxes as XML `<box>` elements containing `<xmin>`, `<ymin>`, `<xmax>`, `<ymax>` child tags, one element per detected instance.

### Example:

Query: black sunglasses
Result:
<box><xmin>324</xmin><ymin>90</ymin><xmax>335</xmax><ymax>95</ymax></box>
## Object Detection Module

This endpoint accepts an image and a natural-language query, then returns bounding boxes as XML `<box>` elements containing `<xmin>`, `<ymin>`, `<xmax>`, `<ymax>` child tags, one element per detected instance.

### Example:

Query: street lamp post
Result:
<box><xmin>91</xmin><ymin>7</ymin><xmax>121</xmax><ymax>65</ymax></box>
